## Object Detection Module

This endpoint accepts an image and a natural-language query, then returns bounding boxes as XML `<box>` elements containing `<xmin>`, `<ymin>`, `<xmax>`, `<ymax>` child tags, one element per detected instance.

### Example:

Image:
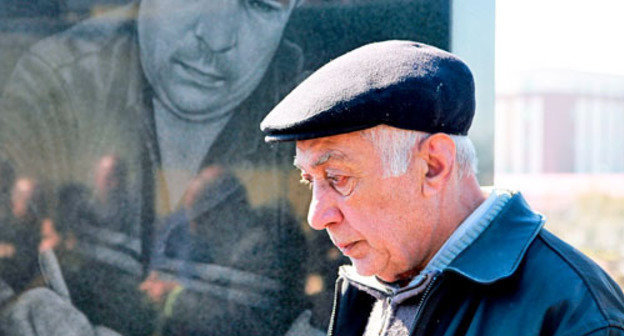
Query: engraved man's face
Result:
<box><xmin>138</xmin><ymin>0</ymin><xmax>296</xmax><ymax>120</ymax></box>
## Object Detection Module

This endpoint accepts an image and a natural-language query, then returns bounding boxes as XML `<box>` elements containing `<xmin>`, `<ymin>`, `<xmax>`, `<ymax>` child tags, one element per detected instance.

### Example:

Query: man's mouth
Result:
<box><xmin>337</xmin><ymin>241</ymin><xmax>360</xmax><ymax>256</ymax></box>
<box><xmin>173</xmin><ymin>59</ymin><xmax>227</xmax><ymax>88</ymax></box>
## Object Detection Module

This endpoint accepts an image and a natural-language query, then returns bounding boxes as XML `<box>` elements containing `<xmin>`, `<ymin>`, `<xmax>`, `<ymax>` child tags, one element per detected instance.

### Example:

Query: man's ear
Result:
<box><xmin>417</xmin><ymin>133</ymin><xmax>456</xmax><ymax>197</ymax></box>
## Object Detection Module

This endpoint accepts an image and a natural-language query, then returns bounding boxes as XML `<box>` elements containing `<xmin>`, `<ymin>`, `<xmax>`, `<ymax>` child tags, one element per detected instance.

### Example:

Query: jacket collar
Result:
<box><xmin>446</xmin><ymin>192</ymin><xmax>545</xmax><ymax>284</ymax></box>
<box><xmin>126</xmin><ymin>40</ymin><xmax>303</xmax><ymax>216</ymax></box>
<box><xmin>197</xmin><ymin>39</ymin><xmax>304</xmax><ymax>167</ymax></box>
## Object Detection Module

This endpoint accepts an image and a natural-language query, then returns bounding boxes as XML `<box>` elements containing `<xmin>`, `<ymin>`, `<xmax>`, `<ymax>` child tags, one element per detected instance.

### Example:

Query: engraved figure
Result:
<box><xmin>0</xmin><ymin>0</ymin><xmax>308</xmax><ymax>334</ymax></box>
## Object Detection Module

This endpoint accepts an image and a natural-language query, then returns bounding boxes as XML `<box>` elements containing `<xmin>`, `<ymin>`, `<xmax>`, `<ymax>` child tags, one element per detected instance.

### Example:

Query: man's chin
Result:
<box><xmin>351</xmin><ymin>261</ymin><xmax>401</xmax><ymax>283</ymax></box>
<box><xmin>351</xmin><ymin>259</ymin><xmax>382</xmax><ymax>278</ymax></box>
<box><xmin>167</xmin><ymin>96</ymin><xmax>236</xmax><ymax>121</ymax></box>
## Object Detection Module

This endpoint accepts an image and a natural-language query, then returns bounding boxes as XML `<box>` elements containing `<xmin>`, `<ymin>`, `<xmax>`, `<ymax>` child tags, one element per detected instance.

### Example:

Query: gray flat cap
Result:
<box><xmin>260</xmin><ymin>40</ymin><xmax>475</xmax><ymax>142</ymax></box>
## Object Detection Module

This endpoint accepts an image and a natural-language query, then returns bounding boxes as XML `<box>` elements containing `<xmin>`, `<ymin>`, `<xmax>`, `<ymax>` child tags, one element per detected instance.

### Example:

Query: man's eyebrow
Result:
<box><xmin>293</xmin><ymin>151</ymin><xmax>345</xmax><ymax>170</ymax></box>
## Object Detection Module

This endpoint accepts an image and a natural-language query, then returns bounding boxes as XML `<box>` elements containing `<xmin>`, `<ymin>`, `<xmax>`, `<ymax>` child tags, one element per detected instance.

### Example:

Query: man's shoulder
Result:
<box><xmin>529</xmin><ymin>229</ymin><xmax>624</xmax><ymax>319</ymax></box>
<box><xmin>444</xmin><ymin>192</ymin><xmax>624</xmax><ymax>334</ymax></box>
<box><xmin>433</xmin><ymin>225</ymin><xmax>624</xmax><ymax>335</ymax></box>
<box><xmin>24</xmin><ymin>3</ymin><xmax>139</xmax><ymax>71</ymax></box>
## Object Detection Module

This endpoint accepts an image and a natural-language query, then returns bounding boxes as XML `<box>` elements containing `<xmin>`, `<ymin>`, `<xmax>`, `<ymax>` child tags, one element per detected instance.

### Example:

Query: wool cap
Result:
<box><xmin>260</xmin><ymin>40</ymin><xmax>475</xmax><ymax>142</ymax></box>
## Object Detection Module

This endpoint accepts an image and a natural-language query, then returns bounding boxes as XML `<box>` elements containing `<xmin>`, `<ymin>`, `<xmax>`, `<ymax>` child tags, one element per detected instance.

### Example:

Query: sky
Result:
<box><xmin>496</xmin><ymin>0</ymin><xmax>624</xmax><ymax>87</ymax></box>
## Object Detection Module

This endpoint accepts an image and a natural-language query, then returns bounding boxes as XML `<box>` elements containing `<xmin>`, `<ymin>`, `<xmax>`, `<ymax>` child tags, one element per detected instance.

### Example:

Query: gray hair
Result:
<box><xmin>360</xmin><ymin>125</ymin><xmax>478</xmax><ymax>178</ymax></box>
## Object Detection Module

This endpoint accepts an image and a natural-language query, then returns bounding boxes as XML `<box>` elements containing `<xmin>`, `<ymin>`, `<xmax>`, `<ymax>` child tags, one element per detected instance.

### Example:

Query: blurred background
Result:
<box><xmin>496</xmin><ymin>0</ymin><xmax>624</xmax><ymax>285</ymax></box>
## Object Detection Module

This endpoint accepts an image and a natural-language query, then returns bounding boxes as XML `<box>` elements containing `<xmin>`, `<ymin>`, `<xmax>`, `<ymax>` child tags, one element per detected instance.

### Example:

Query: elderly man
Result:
<box><xmin>0</xmin><ymin>0</ymin><xmax>307</xmax><ymax>335</ymax></box>
<box><xmin>261</xmin><ymin>40</ymin><xmax>624</xmax><ymax>335</ymax></box>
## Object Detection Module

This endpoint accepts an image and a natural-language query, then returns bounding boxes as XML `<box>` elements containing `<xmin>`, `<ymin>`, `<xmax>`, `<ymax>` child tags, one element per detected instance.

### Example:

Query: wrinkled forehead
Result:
<box><xmin>293</xmin><ymin>132</ymin><xmax>375</xmax><ymax>171</ymax></box>
<box><xmin>294</xmin><ymin>147</ymin><xmax>345</xmax><ymax>171</ymax></box>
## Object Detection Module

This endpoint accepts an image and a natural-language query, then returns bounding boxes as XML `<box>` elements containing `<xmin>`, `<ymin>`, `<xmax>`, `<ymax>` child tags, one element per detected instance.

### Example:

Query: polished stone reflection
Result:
<box><xmin>0</xmin><ymin>0</ymin><xmax>308</xmax><ymax>334</ymax></box>
<box><xmin>0</xmin><ymin>0</ymin><xmax>449</xmax><ymax>335</ymax></box>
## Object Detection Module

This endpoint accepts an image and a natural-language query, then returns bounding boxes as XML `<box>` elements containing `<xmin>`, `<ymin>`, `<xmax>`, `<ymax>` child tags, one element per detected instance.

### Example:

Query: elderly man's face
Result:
<box><xmin>295</xmin><ymin>131</ymin><xmax>440</xmax><ymax>282</ymax></box>
<box><xmin>138</xmin><ymin>0</ymin><xmax>296</xmax><ymax>120</ymax></box>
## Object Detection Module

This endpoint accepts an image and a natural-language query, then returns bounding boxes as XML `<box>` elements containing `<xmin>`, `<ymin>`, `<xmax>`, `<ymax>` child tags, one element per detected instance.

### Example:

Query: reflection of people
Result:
<box><xmin>0</xmin><ymin>159</ymin><xmax>14</xmax><ymax>221</ymax></box>
<box><xmin>0</xmin><ymin>249</ymin><xmax>124</xmax><ymax>336</ymax></box>
<box><xmin>143</xmin><ymin>166</ymin><xmax>306</xmax><ymax>335</ymax></box>
<box><xmin>0</xmin><ymin>159</ymin><xmax>16</xmax><ymax>271</ymax></box>
<box><xmin>0</xmin><ymin>0</ymin><xmax>307</xmax><ymax>334</ymax></box>
<box><xmin>92</xmin><ymin>155</ymin><xmax>135</xmax><ymax>235</ymax></box>
<box><xmin>0</xmin><ymin>178</ymin><xmax>46</xmax><ymax>293</ymax></box>
<box><xmin>261</xmin><ymin>41</ymin><xmax>624</xmax><ymax>335</ymax></box>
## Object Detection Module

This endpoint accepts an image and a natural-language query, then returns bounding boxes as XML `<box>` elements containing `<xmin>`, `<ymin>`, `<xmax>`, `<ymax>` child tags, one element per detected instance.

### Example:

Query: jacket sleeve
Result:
<box><xmin>0</xmin><ymin>287</ymin><xmax>96</xmax><ymax>336</ymax></box>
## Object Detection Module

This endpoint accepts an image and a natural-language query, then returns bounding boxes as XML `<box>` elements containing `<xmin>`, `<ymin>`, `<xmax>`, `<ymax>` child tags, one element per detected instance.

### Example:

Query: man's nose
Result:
<box><xmin>194</xmin><ymin>0</ymin><xmax>239</xmax><ymax>52</ymax></box>
<box><xmin>307</xmin><ymin>184</ymin><xmax>343</xmax><ymax>231</ymax></box>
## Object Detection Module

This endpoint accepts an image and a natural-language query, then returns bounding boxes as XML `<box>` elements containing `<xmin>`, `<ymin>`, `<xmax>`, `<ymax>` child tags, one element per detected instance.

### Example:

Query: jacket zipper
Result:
<box><xmin>408</xmin><ymin>274</ymin><xmax>439</xmax><ymax>336</ymax></box>
<box><xmin>327</xmin><ymin>278</ymin><xmax>343</xmax><ymax>336</ymax></box>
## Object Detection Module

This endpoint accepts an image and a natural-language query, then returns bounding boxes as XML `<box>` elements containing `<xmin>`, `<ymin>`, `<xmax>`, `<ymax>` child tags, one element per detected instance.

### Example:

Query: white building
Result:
<box><xmin>496</xmin><ymin>70</ymin><xmax>624</xmax><ymax>175</ymax></box>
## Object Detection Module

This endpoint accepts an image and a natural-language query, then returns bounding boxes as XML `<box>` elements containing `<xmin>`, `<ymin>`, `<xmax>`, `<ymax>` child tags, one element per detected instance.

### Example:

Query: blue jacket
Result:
<box><xmin>329</xmin><ymin>193</ymin><xmax>624</xmax><ymax>336</ymax></box>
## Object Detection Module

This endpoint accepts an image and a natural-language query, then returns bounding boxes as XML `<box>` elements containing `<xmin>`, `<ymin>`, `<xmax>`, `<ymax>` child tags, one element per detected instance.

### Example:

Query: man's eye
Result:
<box><xmin>327</xmin><ymin>175</ymin><xmax>346</xmax><ymax>185</ymax></box>
<box><xmin>328</xmin><ymin>174</ymin><xmax>354</xmax><ymax>196</ymax></box>
<box><xmin>248</xmin><ymin>0</ymin><xmax>281</xmax><ymax>12</ymax></box>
